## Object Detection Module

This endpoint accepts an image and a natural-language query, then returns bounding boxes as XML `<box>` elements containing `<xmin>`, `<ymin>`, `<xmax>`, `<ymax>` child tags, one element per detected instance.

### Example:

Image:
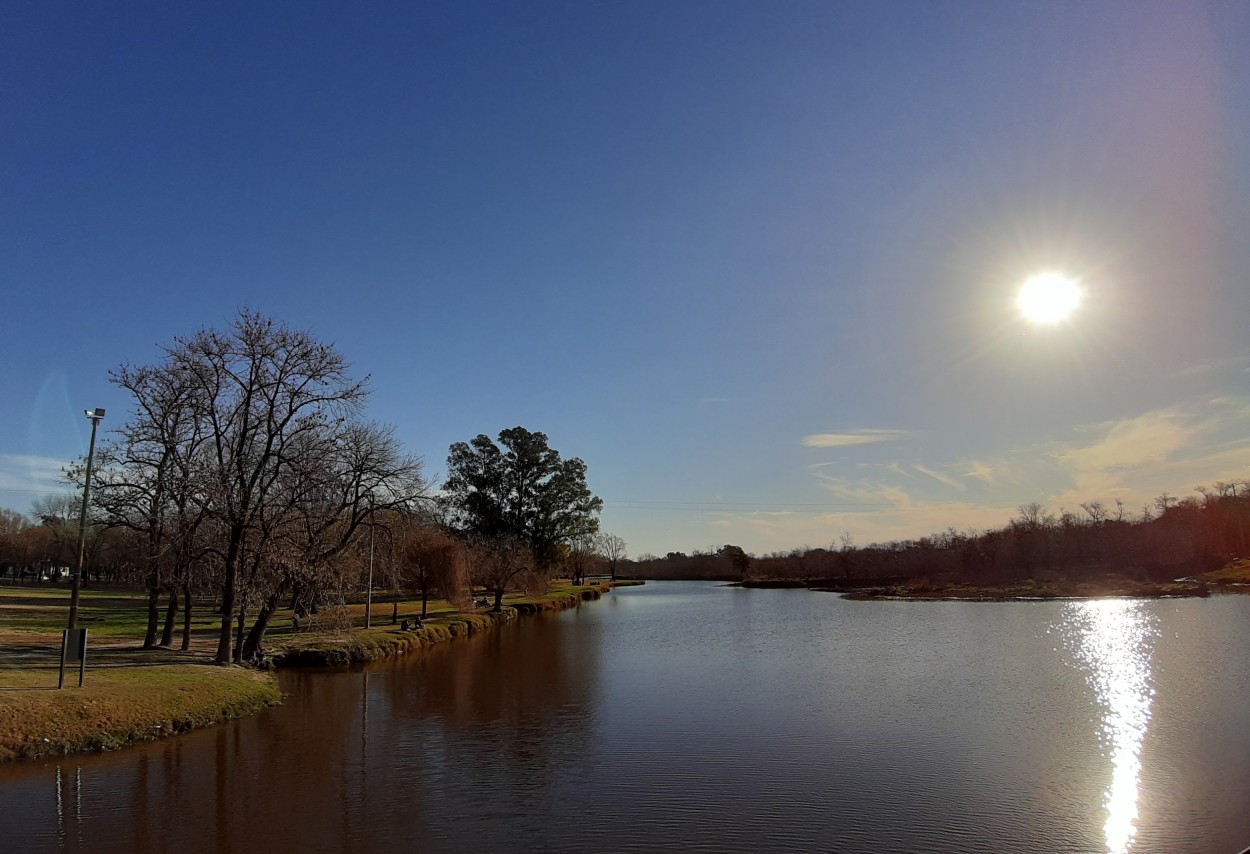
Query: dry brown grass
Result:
<box><xmin>0</xmin><ymin>659</ymin><xmax>280</xmax><ymax>761</ymax></box>
<box><xmin>1200</xmin><ymin>559</ymin><xmax>1250</xmax><ymax>586</ymax></box>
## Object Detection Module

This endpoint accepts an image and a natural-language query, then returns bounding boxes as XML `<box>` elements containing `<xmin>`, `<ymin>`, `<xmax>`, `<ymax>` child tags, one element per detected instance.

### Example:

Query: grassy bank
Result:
<box><xmin>0</xmin><ymin>585</ymin><xmax>278</xmax><ymax>762</ymax></box>
<box><xmin>0</xmin><ymin>579</ymin><xmax>613</xmax><ymax>759</ymax></box>
<box><xmin>269</xmin><ymin>581</ymin><xmax>611</xmax><ymax>666</ymax></box>
<box><xmin>0</xmin><ymin>640</ymin><xmax>281</xmax><ymax>761</ymax></box>
<box><xmin>1199</xmin><ymin>558</ymin><xmax>1250</xmax><ymax>587</ymax></box>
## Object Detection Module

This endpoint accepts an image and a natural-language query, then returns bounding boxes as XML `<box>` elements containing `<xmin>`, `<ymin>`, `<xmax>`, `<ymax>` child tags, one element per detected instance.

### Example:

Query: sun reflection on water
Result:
<box><xmin>1065</xmin><ymin>599</ymin><xmax>1157</xmax><ymax>854</ymax></box>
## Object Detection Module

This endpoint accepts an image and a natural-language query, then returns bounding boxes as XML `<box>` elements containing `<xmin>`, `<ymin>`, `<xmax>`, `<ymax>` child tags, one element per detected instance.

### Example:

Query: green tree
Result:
<box><xmin>442</xmin><ymin>427</ymin><xmax>602</xmax><ymax>575</ymax></box>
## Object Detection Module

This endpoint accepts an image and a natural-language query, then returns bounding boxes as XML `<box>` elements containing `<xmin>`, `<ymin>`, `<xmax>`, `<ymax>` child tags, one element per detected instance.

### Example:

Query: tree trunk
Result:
<box><xmin>159</xmin><ymin>586</ymin><xmax>178</xmax><ymax>646</ymax></box>
<box><xmin>232</xmin><ymin>592</ymin><xmax>249</xmax><ymax>665</ymax></box>
<box><xmin>215</xmin><ymin>534</ymin><xmax>242</xmax><ymax>664</ymax></box>
<box><xmin>492</xmin><ymin>588</ymin><xmax>504</xmax><ymax>612</ymax></box>
<box><xmin>180</xmin><ymin>580</ymin><xmax>193</xmax><ymax>651</ymax></box>
<box><xmin>421</xmin><ymin>585</ymin><xmax>429</xmax><ymax>619</ymax></box>
<box><xmin>240</xmin><ymin>589</ymin><xmax>282</xmax><ymax>662</ymax></box>
<box><xmin>143</xmin><ymin>583</ymin><xmax>161</xmax><ymax>648</ymax></box>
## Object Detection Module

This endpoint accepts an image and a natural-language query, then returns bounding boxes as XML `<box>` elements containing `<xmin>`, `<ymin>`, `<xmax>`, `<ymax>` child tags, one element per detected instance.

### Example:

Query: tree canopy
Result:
<box><xmin>442</xmin><ymin>426</ymin><xmax>602</xmax><ymax>572</ymax></box>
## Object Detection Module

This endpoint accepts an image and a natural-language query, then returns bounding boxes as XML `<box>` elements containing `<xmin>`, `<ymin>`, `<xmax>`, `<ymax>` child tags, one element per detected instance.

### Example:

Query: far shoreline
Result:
<box><xmin>734</xmin><ymin>572</ymin><xmax>1250</xmax><ymax>601</ymax></box>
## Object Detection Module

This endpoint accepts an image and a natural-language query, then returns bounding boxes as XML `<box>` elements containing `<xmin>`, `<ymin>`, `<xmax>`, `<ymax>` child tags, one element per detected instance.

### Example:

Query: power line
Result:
<box><xmin>603</xmin><ymin>499</ymin><xmax>891</xmax><ymax>513</ymax></box>
<box><xmin>605</xmin><ymin>499</ymin><xmax>891</xmax><ymax>506</ymax></box>
<box><xmin>0</xmin><ymin>488</ymin><xmax>74</xmax><ymax>497</ymax></box>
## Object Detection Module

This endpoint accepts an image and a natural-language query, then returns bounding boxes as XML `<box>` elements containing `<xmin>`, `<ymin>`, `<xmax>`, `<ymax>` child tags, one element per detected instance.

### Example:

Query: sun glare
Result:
<box><xmin>1018</xmin><ymin>272</ymin><xmax>1082</xmax><ymax>324</ymax></box>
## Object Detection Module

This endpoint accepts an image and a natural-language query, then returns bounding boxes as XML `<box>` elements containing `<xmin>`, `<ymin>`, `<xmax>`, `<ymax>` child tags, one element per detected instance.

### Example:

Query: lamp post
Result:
<box><xmin>67</xmin><ymin>408</ymin><xmax>104</xmax><ymax>630</ymax></box>
<box><xmin>365</xmin><ymin>517</ymin><xmax>375</xmax><ymax>629</ymax></box>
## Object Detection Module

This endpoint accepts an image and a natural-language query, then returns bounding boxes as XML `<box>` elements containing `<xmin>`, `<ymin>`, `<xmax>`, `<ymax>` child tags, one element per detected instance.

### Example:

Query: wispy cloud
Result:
<box><xmin>700</xmin><ymin>496</ymin><xmax>1023</xmax><ymax>551</ymax></box>
<box><xmin>962</xmin><ymin>459</ymin><xmax>997</xmax><ymax>484</ymax></box>
<box><xmin>623</xmin><ymin>398</ymin><xmax>1250</xmax><ymax>556</ymax></box>
<box><xmin>1053</xmin><ymin>410</ymin><xmax>1189</xmax><ymax>477</ymax></box>
<box><xmin>1046</xmin><ymin>402</ymin><xmax>1250</xmax><ymax>508</ymax></box>
<box><xmin>0</xmin><ymin>453</ymin><xmax>73</xmax><ymax>508</ymax></box>
<box><xmin>791</xmin><ymin>395</ymin><xmax>1250</xmax><ymax>552</ymax></box>
<box><xmin>809</xmin><ymin>471</ymin><xmax>915</xmax><ymax>508</ymax></box>
<box><xmin>801</xmin><ymin>429</ymin><xmax>908</xmax><ymax>448</ymax></box>
<box><xmin>913</xmin><ymin>463</ymin><xmax>966</xmax><ymax>491</ymax></box>
<box><xmin>1168</xmin><ymin>353</ymin><xmax>1250</xmax><ymax>378</ymax></box>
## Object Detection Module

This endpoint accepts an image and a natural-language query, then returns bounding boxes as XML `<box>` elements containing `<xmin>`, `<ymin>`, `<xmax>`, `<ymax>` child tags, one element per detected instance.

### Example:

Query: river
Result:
<box><xmin>2</xmin><ymin>581</ymin><xmax>1249</xmax><ymax>853</ymax></box>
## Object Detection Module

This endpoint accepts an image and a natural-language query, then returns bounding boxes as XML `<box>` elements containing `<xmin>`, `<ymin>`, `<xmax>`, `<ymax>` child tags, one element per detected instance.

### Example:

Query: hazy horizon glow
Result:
<box><xmin>2</xmin><ymin>2</ymin><xmax>1248</xmax><ymax>556</ymax></box>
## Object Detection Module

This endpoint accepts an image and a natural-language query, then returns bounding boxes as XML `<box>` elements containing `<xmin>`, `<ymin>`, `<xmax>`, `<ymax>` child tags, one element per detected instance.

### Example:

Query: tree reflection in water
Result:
<box><xmin>4</xmin><ymin>608</ymin><xmax>599</xmax><ymax>853</ymax></box>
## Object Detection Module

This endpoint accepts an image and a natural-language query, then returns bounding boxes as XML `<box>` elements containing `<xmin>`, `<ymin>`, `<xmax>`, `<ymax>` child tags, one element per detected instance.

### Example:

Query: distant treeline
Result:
<box><xmin>623</xmin><ymin>486</ymin><xmax>1250</xmax><ymax>584</ymax></box>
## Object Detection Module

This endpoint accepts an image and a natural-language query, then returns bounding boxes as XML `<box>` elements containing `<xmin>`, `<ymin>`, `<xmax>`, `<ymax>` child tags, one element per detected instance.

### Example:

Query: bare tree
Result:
<box><xmin>235</xmin><ymin>421</ymin><xmax>425</xmax><ymax>662</ymax></box>
<box><xmin>109</xmin><ymin>310</ymin><xmax>424</xmax><ymax>664</ymax></box>
<box><xmin>468</xmin><ymin>535</ymin><xmax>532</xmax><ymax>612</ymax></box>
<box><xmin>1016</xmin><ymin>502</ymin><xmax>1048</xmax><ymax>528</ymax></box>
<box><xmin>566</xmin><ymin>532</ymin><xmax>599</xmax><ymax>585</ymax></box>
<box><xmin>1114</xmin><ymin>498</ymin><xmax>1129</xmax><ymax>523</ymax></box>
<box><xmin>30</xmin><ymin>494</ymin><xmax>84</xmax><ymax>573</ymax></box>
<box><xmin>94</xmin><ymin>358</ymin><xmax>213</xmax><ymax>648</ymax></box>
<box><xmin>1080</xmin><ymin>501</ymin><xmax>1107</xmax><ymax>525</ymax></box>
<box><xmin>598</xmin><ymin>532</ymin><xmax>627</xmax><ymax>580</ymax></box>
<box><xmin>0</xmin><ymin>510</ymin><xmax>33</xmax><ymax>581</ymax></box>
<box><xmin>396</xmin><ymin>521</ymin><xmax>465</xmax><ymax>619</ymax></box>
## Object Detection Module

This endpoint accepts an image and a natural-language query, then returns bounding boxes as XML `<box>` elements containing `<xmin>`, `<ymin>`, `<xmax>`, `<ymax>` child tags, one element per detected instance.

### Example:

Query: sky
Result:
<box><xmin>3</xmin><ymin>1</ymin><xmax>1249</xmax><ymax>557</ymax></box>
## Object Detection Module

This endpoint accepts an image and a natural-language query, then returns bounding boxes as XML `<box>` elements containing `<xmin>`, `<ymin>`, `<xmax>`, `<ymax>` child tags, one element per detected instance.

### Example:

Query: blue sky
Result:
<box><xmin>3</xmin><ymin>1</ymin><xmax>1249</xmax><ymax>556</ymax></box>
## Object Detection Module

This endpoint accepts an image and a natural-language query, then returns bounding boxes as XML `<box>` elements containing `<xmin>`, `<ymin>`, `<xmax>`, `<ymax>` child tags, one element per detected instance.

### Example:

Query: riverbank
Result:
<box><xmin>738</xmin><ymin>561</ymin><xmax>1250</xmax><ymax>600</ymax></box>
<box><xmin>269</xmin><ymin>581</ymin><xmax>612</xmax><ymax>666</ymax></box>
<box><xmin>837</xmin><ymin>561</ymin><xmax>1250</xmax><ymax>600</ymax></box>
<box><xmin>0</xmin><ymin>580</ymin><xmax>612</xmax><ymax>760</ymax></box>
<box><xmin>0</xmin><ymin>640</ymin><xmax>281</xmax><ymax>761</ymax></box>
<box><xmin>835</xmin><ymin>577</ymin><xmax>1210</xmax><ymax>601</ymax></box>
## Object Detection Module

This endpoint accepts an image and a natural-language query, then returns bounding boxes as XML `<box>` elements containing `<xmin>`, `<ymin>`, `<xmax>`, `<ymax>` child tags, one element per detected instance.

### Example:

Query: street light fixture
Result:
<box><xmin>67</xmin><ymin>408</ymin><xmax>104</xmax><ymax>630</ymax></box>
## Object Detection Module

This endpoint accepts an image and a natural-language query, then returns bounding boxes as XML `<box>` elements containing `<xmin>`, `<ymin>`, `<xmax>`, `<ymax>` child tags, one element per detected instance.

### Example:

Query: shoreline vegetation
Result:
<box><xmin>624</xmin><ymin>488</ymin><xmax>1250</xmax><ymax>599</ymax></box>
<box><xmin>736</xmin><ymin>560</ymin><xmax>1250</xmax><ymax>600</ymax></box>
<box><xmin>0</xmin><ymin>579</ymin><xmax>618</xmax><ymax>762</ymax></box>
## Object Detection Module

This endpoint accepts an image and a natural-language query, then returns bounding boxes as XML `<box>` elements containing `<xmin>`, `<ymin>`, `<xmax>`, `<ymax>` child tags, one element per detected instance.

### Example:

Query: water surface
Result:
<box><xmin>2</xmin><ymin>582</ymin><xmax>1248</xmax><ymax>852</ymax></box>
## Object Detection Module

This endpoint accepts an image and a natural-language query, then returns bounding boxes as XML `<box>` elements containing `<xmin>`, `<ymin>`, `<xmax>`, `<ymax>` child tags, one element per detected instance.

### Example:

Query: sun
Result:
<box><xmin>1018</xmin><ymin>272</ymin><xmax>1082</xmax><ymax>324</ymax></box>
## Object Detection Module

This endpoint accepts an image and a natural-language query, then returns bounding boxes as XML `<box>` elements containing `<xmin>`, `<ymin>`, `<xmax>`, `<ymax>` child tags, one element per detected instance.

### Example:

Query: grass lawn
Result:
<box><xmin>0</xmin><ymin>649</ymin><xmax>281</xmax><ymax>760</ymax></box>
<box><xmin>0</xmin><ymin>578</ymin><xmax>614</xmax><ymax>759</ymax></box>
<box><xmin>0</xmin><ymin>594</ymin><xmax>282</xmax><ymax>761</ymax></box>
